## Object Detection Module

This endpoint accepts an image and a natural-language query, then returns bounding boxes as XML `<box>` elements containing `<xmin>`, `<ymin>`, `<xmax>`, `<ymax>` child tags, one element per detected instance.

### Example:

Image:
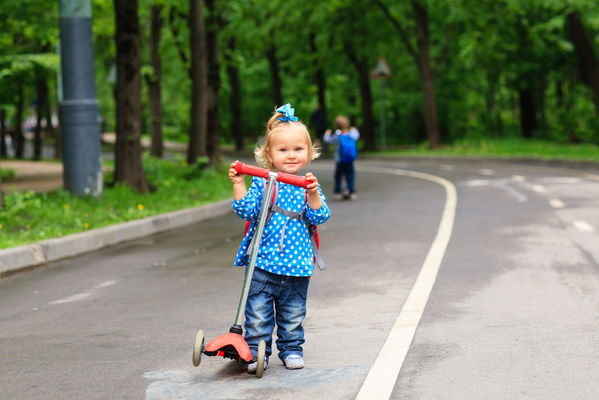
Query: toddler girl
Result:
<box><xmin>228</xmin><ymin>104</ymin><xmax>331</xmax><ymax>373</ymax></box>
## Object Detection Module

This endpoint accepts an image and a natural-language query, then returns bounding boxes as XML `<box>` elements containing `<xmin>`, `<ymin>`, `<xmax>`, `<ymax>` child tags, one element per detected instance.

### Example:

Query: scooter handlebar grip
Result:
<box><xmin>233</xmin><ymin>161</ymin><xmax>269</xmax><ymax>179</ymax></box>
<box><xmin>277</xmin><ymin>172</ymin><xmax>310</xmax><ymax>188</ymax></box>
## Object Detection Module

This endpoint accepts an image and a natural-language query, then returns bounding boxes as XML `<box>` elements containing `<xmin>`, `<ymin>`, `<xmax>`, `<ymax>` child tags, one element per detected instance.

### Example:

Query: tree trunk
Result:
<box><xmin>518</xmin><ymin>86</ymin><xmax>537</xmax><ymax>139</ymax></box>
<box><xmin>206</xmin><ymin>0</ymin><xmax>221</xmax><ymax>166</ymax></box>
<box><xmin>309</xmin><ymin>33</ymin><xmax>327</xmax><ymax>111</ymax></box>
<box><xmin>33</xmin><ymin>72</ymin><xmax>48</xmax><ymax>161</ymax></box>
<box><xmin>266</xmin><ymin>44</ymin><xmax>283</xmax><ymax>106</ymax></box>
<box><xmin>357</xmin><ymin>62</ymin><xmax>375</xmax><ymax>150</ymax></box>
<box><xmin>309</xmin><ymin>32</ymin><xmax>327</xmax><ymax>148</ymax></box>
<box><xmin>345</xmin><ymin>43</ymin><xmax>375</xmax><ymax>151</ymax></box>
<box><xmin>566</xmin><ymin>11</ymin><xmax>599</xmax><ymax>114</ymax></box>
<box><xmin>0</xmin><ymin>109</ymin><xmax>7</xmax><ymax>157</ymax></box>
<box><xmin>147</xmin><ymin>4</ymin><xmax>164</xmax><ymax>158</ymax></box>
<box><xmin>44</xmin><ymin>88</ymin><xmax>59</xmax><ymax>159</ymax></box>
<box><xmin>226</xmin><ymin>38</ymin><xmax>243</xmax><ymax>151</ymax></box>
<box><xmin>413</xmin><ymin>1</ymin><xmax>440</xmax><ymax>149</ymax></box>
<box><xmin>114</xmin><ymin>0</ymin><xmax>149</xmax><ymax>192</ymax></box>
<box><xmin>188</xmin><ymin>0</ymin><xmax>208</xmax><ymax>165</ymax></box>
<box><xmin>14</xmin><ymin>86</ymin><xmax>25</xmax><ymax>159</ymax></box>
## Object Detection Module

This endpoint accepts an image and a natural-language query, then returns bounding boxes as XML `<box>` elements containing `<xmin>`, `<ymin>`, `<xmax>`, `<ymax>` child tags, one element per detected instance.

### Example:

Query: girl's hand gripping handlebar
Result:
<box><xmin>233</xmin><ymin>161</ymin><xmax>310</xmax><ymax>189</ymax></box>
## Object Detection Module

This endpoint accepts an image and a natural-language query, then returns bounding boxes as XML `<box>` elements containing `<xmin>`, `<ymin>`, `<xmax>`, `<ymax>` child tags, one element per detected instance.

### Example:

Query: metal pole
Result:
<box><xmin>233</xmin><ymin>173</ymin><xmax>277</xmax><ymax>327</ymax></box>
<box><xmin>58</xmin><ymin>0</ymin><xmax>103</xmax><ymax>197</ymax></box>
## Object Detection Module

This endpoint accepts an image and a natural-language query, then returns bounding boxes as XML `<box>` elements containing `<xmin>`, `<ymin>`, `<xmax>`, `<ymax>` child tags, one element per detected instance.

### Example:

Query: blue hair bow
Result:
<box><xmin>276</xmin><ymin>103</ymin><xmax>299</xmax><ymax>122</ymax></box>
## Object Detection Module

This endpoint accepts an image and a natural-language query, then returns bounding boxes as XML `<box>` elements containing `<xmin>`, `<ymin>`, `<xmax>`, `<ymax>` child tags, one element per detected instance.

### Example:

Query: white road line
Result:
<box><xmin>573</xmin><ymin>221</ymin><xmax>595</xmax><ymax>232</ymax></box>
<box><xmin>549</xmin><ymin>199</ymin><xmax>565</xmax><ymax>209</ymax></box>
<box><xmin>48</xmin><ymin>280</ymin><xmax>117</xmax><ymax>306</ymax></box>
<box><xmin>94</xmin><ymin>280</ymin><xmax>117</xmax><ymax>289</ymax></box>
<box><xmin>498</xmin><ymin>183</ymin><xmax>528</xmax><ymax>202</ymax></box>
<box><xmin>464</xmin><ymin>179</ymin><xmax>491</xmax><ymax>187</ymax></box>
<box><xmin>479</xmin><ymin>168</ymin><xmax>495</xmax><ymax>176</ymax></box>
<box><xmin>356</xmin><ymin>165</ymin><xmax>457</xmax><ymax>400</ymax></box>
<box><xmin>512</xmin><ymin>175</ymin><xmax>526</xmax><ymax>182</ymax></box>
<box><xmin>532</xmin><ymin>184</ymin><xmax>545</xmax><ymax>193</ymax></box>
<box><xmin>48</xmin><ymin>292</ymin><xmax>92</xmax><ymax>305</ymax></box>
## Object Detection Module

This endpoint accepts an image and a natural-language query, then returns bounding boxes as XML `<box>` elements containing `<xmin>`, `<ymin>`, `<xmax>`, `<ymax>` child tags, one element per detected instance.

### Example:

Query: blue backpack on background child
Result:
<box><xmin>323</xmin><ymin>116</ymin><xmax>360</xmax><ymax>200</ymax></box>
<box><xmin>338</xmin><ymin>133</ymin><xmax>357</xmax><ymax>162</ymax></box>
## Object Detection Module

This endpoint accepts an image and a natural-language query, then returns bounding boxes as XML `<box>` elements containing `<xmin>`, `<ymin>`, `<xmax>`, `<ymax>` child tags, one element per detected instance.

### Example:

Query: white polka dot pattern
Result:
<box><xmin>232</xmin><ymin>177</ymin><xmax>331</xmax><ymax>276</ymax></box>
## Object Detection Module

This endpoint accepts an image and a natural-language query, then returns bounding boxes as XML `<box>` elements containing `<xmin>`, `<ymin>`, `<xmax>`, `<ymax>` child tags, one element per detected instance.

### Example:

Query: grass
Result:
<box><xmin>0</xmin><ymin>167</ymin><xmax>15</xmax><ymax>180</ymax></box>
<box><xmin>0</xmin><ymin>155</ymin><xmax>233</xmax><ymax>249</ymax></box>
<box><xmin>370</xmin><ymin>138</ymin><xmax>599</xmax><ymax>161</ymax></box>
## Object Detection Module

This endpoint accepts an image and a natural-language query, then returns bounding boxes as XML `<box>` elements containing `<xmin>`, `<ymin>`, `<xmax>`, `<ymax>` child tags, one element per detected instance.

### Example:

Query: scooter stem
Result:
<box><xmin>233</xmin><ymin>172</ymin><xmax>278</xmax><ymax>326</ymax></box>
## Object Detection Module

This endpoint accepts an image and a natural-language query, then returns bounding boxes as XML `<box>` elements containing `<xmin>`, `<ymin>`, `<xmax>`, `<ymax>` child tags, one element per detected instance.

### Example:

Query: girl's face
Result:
<box><xmin>267</xmin><ymin>126</ymin><xmax>310</xmax><ymax>174</ymax></box>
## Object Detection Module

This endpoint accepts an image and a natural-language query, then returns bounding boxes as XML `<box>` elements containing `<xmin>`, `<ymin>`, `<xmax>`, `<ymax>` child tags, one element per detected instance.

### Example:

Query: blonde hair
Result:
<box><xmin>334</xmin><ymin>115</ymin><xmax>350</xmax><ymax>131</ymax></box>
<box><xmin>254</xmin><ymin>107</ymin><xmax>321</xmax><ymax>169</ymax></box>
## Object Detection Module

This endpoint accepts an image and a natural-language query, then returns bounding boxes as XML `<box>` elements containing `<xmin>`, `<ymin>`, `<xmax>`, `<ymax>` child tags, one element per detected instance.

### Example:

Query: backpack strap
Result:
<box><xmin>303</xmin><ymin>191</ymin><xmax>327</xmax><ymax>271</ymax></box>
<box><xmin>244</xmin><ymin>182</ymin><xmax>327</xmax><ymax>271</ymax></box>
<box><xmin>308</xmin><ymin>223</ymin><xmax>326</xmax><ymax>271</ymax></box>
<box><xmin>270</xmin><ymin>204</ymin><xmax>304</xmax><ymax>252</ymax></box>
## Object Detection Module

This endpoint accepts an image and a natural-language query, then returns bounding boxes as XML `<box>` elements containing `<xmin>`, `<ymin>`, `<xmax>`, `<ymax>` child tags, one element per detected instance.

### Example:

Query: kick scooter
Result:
<box><xmin>192</xmin><ymin>161</ymin><xmax>310</xmax><ymax>378</ymax></box>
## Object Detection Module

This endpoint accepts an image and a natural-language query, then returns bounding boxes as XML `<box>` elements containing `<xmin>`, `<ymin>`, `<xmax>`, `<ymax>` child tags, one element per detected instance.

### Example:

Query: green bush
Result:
<box><xmin>372</xmin><ymin>137</ymin><xmax>599</xmax><ymax>161</ymax></box>
<box><xmin>0</xmin><ymin>168</ymin><xmax>15</xmax><ymax>181</ymax></box>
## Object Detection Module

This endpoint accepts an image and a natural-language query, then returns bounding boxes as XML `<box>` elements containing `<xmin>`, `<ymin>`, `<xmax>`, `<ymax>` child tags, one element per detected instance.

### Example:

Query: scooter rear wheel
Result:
<box><xmin>192</xmin><ymin>330</ymin><xmax>204</xmax><ymax>367</ymax></box>
<box><xmin>255</xmin><ymin>340</ymin><xmax>266</xmax><ymax>378</ymax></box>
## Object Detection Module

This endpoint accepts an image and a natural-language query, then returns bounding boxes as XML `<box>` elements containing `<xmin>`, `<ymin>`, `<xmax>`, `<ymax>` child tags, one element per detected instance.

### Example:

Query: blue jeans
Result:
<box><xmin>334</xmin><ymin>161</ymin><xmax>356</xmax><ymax>194</ymax></box>
<box><xmin>244</xmin><ymin>267</ymin><xmax>310</xmax><ymax>362</ymax></box>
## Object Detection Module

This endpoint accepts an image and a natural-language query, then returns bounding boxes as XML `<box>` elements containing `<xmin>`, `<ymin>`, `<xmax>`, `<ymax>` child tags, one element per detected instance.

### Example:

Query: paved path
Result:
<box><xmin>2</xmin><ymin>159</ymin><xmax>599</xmax><ymax>399</ymax></box>
<box><xmin>1</xmin><ymin>160</ymin><xmax>63</xmax><ymax>193</ymax></box>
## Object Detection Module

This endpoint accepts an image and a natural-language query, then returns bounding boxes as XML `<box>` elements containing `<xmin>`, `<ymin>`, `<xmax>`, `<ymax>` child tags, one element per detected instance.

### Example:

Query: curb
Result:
<box><xmin>0</xmin><ymin>199</ymin><xmax>232</xmax><ymax>279</ymax></box>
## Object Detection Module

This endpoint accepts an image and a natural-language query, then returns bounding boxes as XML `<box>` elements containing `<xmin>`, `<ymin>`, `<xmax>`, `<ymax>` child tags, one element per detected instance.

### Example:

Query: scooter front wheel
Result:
<box><xmin>255</xmin><ymin>340</ymin><xmax>266</xmax><ymax>378</ymax></box>
<box><xmin>192</xmin><ymin>330</ymin><xmax>204</xmax><ymax>367</ymax></box>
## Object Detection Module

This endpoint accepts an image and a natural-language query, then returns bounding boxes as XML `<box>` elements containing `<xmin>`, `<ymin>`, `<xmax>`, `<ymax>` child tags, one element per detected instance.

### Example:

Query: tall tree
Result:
<box><xmin>567</xmin><ymin>11</ymin><xmax>599</xmax><ymax>114</ymax></box>
<box><xmin>225</xmin><ymin>37</ymin><xmax>243</xmax><ymax>151</ymax></box>
<box><xmin>309</xmin><ymin>32</ymin><xmax>327</xmax><ymax>112</ymax></box>
<box><xmin>266</xmin><ymin>44</ymin><xmax>283</xmax><ymax>106</ymax></box>
<box><xmin>187</xmin><ymin>0</ymin><xmax>208</xmax><ymax>165</ymax></box>
<box><xmin>374</xmin><ymin>0</ymin><xmax>442</xmax><ymax>148</ymax></box>
<box><xmin>206</xmin><ymin>0</ymin><xmax>222</xmax><ymax>166</ymax></box>
<box><xmin>14</xmin><ymin>85</ymin><xmax>25</xmax><ymax>159</ymax></box>
<box><xmin>33</xmin><ymin>66</ymin><xmax>49</xmax><ymax>161</ymax></box>
<box><xmin>328</xmin><ymin>2</ymin><xmax>379</xmax><ymax>150</ymax></box>
<box><xmin>146</xmin><ymin>3</ymin><xmax>164</xmax><ymax>158</ymax></box>
<box><xmin>344</xmin><ymin>41</ymin><xmax>375</xmax><ymax>150</ymax></box>
<box><xmin>0</xmin><ymin>109</ymin><xmax>7</xmax><ymax>157</ymax></box>
<box><xmin>114</xmin><ymin>0</ymin><xmax>149</xmax><ymax>192</ymax></box>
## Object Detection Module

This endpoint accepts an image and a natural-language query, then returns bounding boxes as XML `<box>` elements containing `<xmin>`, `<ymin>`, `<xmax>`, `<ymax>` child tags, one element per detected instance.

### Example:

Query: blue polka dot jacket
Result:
<box><xmin>232</xmin><ymin>176</ymin><xmax>331</xmax><ymax>276</ymax></box>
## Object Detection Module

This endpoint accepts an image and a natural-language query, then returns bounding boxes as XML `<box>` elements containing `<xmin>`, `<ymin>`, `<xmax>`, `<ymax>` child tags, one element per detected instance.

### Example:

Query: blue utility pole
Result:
<box><xmin>58</xmin><ymin>0</ymin><xmax>103</xmax><ymax>197</ymax></box>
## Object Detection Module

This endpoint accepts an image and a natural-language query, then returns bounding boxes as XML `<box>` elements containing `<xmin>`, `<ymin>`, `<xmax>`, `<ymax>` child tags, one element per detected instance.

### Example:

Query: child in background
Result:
<box><xmin>228</xmin><ymin>104</ymin><xmax>331</xmax><ymax>373</ymax></box>
<box><xmin>324</xmin><ymin>115</ymin><xmax>360</xmax><ymax>200</ymax></box>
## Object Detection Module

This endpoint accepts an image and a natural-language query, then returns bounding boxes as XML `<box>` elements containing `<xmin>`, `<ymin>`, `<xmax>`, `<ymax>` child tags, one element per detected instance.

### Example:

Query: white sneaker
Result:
<box><xmin>283</xmin><ymin>355</ymin><xmax>304</xmax><ymax>370</ymax></box>
<box><xmin>247</xmin><ymin>358</ymin><xmax>268</xmax><ymax>374</ymax></box>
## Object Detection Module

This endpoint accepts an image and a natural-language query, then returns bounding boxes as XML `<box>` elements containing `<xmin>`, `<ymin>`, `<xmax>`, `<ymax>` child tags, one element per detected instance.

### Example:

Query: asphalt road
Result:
<box><xmin>1</xmin><ymin>158</ymin><xmax>598</xmax><ymax>400</ymax></box>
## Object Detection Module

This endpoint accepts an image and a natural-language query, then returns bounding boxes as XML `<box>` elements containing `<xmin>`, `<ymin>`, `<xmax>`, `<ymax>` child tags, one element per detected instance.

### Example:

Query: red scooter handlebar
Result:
<box><xmin>233</xmin><ymin>161</ymin><xmax>310</xmax><ymax>189</ymax></box>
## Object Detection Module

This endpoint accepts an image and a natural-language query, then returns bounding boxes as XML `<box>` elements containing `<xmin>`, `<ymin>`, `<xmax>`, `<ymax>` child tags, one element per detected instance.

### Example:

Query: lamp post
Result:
<box><xmin>58</xmin><ymin>0</ymin><xmax>102</xmax><ymax>197</ymax></box>
<box><xmin>371</xmin><ymin>57</ymin><xmax>392</xmax><ymax>150</ymax></box>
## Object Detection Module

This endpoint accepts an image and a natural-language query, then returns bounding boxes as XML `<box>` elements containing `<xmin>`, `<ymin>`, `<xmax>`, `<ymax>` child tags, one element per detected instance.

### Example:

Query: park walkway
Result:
<box><xmin>0</xmin><ymin>133</ymin><xmax>191</xmax><ymax>194</ymax></box>
<box><xmin>1</xmin><ymin>160</ymin><xmax>63</xmax><ymax>193</ymax></box>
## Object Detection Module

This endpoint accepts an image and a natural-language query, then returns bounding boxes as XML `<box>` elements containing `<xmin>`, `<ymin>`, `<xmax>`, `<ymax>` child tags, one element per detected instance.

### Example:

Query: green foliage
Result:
<box><xmin>374</xmin><ymin>137</ymin><xmax>599</xmax><ymax>160</ymax></box>
<box><xmin>0</xmin><ymin>158</ymin><xmax>232</xmax><ymax>249</ymax></box>
<box><xmin>0</xmin><ymin>168</ymin><xmax>15</xmax><ymax>180</ymax></box>
<box><xmin>3</xmin><ymin>0</ymin><xmax>599</xmax><ymax>150</ymax></box>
